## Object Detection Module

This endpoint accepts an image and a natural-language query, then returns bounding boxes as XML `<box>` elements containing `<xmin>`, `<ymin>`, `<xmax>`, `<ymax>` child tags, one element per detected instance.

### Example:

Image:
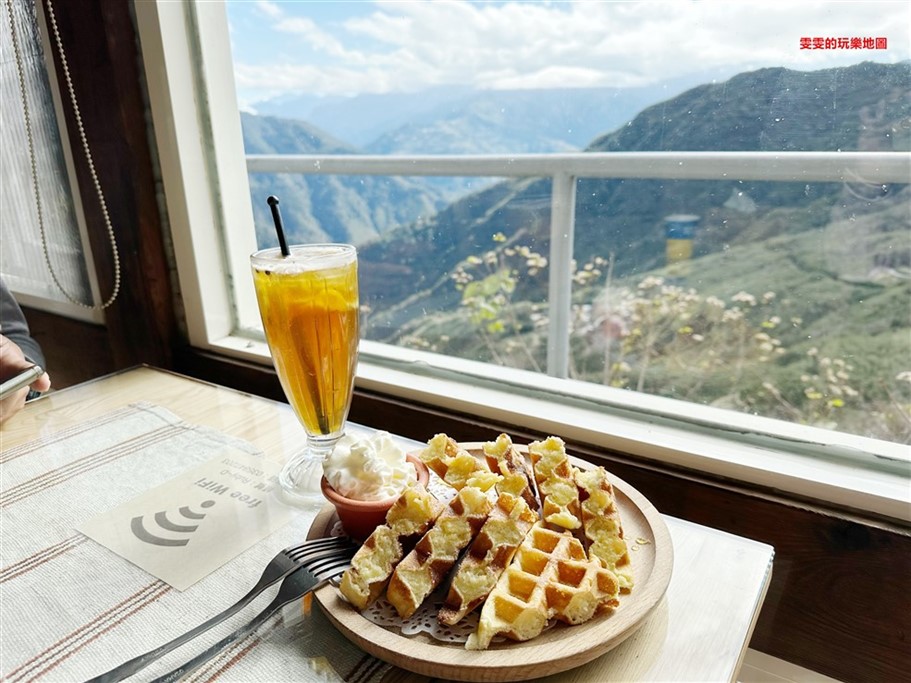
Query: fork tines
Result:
<box><xmin>290</xmin><ymin>536</ymin><xmax>356</xmax><ymax>560</ymax></box>
<box><xmin>307</xmin><ymin>551</ymin><xmax>355</xmax><ymax>581</ymax></box>
<box><xmin>292</xmin><ymin>536</ymin><xmax>357</xmax><ymax>576</ymax></box>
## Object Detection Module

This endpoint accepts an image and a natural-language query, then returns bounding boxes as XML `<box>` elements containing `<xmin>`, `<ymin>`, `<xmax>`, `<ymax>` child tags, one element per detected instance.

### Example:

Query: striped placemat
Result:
<box><xmin>0</xmin><ymin>401</ymin><xmax>389</xmax><ymax>683</ymax></box>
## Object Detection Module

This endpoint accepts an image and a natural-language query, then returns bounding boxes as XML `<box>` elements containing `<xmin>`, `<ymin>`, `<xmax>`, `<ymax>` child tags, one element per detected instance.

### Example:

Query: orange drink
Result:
<box><xmin>251</xmin><ymin>244</ymin><xmax>358</xmax><ymax>501</ymax></box>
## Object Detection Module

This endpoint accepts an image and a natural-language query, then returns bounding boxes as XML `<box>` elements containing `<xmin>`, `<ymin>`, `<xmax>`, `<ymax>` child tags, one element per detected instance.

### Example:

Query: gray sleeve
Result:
<box><xmin>0</xmin><ymin>278</ymin><xmax>46</xmax><ymax>369</ymax></box>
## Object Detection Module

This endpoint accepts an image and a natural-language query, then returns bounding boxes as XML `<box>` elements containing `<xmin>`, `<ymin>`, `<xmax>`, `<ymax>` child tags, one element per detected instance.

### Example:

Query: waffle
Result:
<box><xmin>420</xmin><ymin>433</ymin><xmax>501</xmax><ymax>492</ymax></box>
<box><xmin>528</xmin><ymin>436</ymin><xmax>583</xmax><ymax>531</ymax></box>
<box><xmin>576</xmin><ymin>467</ymin><xmax>634</xmax><ymax>591</ymax></box>
<box><xmin>482</xmin><ymin>433</ymin><xmax>538</xmax><ymax>512</ymax></box>
<box><xmin>386</xmin><ymin>485</ymin><xmax>493</xmax><ymax>619</ymax></box>
<box><xmin>438</xmin><ymin>491</ymin><xmax>537</xmax><ymax>626</ymax></box>
<box><xmin>338</xmin><ymin>485</ymin><xmax>444</xmax><ymax>610</ymax></box>
<box><xmin>466</xmin><ymin>523</ymin><xmax>619</xmax><ymax>650</ymax></box>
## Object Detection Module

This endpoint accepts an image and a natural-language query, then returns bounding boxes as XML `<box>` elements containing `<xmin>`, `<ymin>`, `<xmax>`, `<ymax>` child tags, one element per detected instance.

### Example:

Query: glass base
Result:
<box><xmin>278</xmin><ymin>454</ymin><xmax>325</xmax><ymax>504</ymax></box>
<box><xmin>278</xmin><ymin>433</ymin><xmax>343</xmax><ymax>505</ymax></box>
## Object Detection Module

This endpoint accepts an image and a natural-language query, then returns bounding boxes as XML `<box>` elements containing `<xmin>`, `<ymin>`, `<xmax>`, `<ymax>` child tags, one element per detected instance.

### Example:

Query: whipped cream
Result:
<box><xmin>323</xmin><ymin>431</ymin><xmax>416</xmax><ymax>501</ymax></box>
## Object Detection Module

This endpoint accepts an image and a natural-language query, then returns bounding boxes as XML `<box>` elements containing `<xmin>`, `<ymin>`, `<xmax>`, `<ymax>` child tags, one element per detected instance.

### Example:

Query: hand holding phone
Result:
<box><xmin>0</xmin><ymin>365</ymin><xmax>45</xmax><ymax>400</ymax></box>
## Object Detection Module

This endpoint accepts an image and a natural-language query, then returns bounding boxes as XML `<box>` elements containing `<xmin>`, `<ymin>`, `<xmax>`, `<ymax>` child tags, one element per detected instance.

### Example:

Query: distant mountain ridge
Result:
<box><xmin>363</xmin><ymin>85</ymin><xmax>704</xmax><ymax>197</ymax></box>
<box><xmin>242</xmin><ymin>113</ymin><xmax>446</xmax><ymax>246</ymax></box>
<box><xmin>363</xmin><ymin>84</ymin><xmax>701</xmax><ymax>154</ymax></box>
<box><xmin>249</xmin><ymin>73</ymin><xmax>719</xmax><ymax>148</ymax></box>
<box><xmin>245</xmin><ymin>74</ymin><xmax>721</xmax><ymax>208</ymax></box>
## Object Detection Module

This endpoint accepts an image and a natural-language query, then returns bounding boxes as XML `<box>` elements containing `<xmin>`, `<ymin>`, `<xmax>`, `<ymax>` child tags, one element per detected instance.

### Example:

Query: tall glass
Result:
<box><xmin>250</xmin><ymin>244</ymin><xmax>359</xmax><ymax>503</ymax></box>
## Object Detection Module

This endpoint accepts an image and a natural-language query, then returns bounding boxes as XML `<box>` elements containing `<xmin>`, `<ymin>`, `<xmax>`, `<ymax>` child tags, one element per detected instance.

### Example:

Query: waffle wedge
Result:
<box><xmin>466</xmin><ymin>523</ymin><xmax>619</xmax><ymax>650</ymax></box>
<box><xmin>438</xmin><ymin>491</ymin><xmax>537</xmax><ymax>626</ymax></box>
<box><xmin>386</xmin><ymin>485</ymin><xmax>493</xmax><ymax>619</ymax></box>
<box><xmin>420</xmin><ymin>433</ymin><xmax>501</xmax><ymax>492</ymax></box>
<box><xmin>339</xmin><ymin>485</ymin><xmax>444</xmax><ymax>610</ymax></box>
<box><xmin>482</xmin><ymin>433</ymin><xmax>538</xmax><ymax>512</ymax></box>
<box><xmin>528</xmin><ymin>436</ymin><xmax>583</xmax><ymax>531</ymax></box>
<box><xmin>576</xmin><ymin>467</ymin><xmax>634</xmax><ymax>591</ymax></box>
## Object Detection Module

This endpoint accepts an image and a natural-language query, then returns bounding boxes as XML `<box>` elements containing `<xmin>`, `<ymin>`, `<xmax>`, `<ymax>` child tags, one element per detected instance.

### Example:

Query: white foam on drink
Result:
<box><xmin>252</xmin><ymin>245</ymin><xmax>356</xmax><ymax>274</ymax></box>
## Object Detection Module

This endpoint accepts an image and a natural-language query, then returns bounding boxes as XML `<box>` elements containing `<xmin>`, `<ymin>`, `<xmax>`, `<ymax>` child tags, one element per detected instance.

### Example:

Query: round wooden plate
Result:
<box><xmin>309</xmin><ymin>445</ymin><xmax>673</xmax><ymax>682</ymax></box>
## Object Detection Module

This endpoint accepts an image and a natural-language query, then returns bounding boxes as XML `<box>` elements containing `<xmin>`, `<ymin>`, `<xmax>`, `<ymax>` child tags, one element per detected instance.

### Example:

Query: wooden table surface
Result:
<box><xmin>0</xmin><ymin>366</ymin><xmax>774</xmax><ymax>682</ymax></box>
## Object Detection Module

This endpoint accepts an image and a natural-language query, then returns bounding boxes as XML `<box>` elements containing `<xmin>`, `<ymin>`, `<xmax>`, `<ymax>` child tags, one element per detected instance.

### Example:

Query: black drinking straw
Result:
<box><xmin>267</xmin><ymin>195</ymin><xmax>290</xmax><ymax>257</ymax></box>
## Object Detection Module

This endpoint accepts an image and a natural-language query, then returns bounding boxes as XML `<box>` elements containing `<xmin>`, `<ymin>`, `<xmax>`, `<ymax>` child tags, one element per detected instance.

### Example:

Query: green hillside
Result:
<box><xmin>379</xmin><ymin>197</ymin><xmax>909</xmax><ymax>441</ymax></box>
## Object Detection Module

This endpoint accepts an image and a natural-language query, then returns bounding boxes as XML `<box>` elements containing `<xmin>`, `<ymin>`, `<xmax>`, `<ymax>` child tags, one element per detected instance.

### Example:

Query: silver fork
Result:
<box><xmin>86</xmin><ymin>536</ymin><xmax>356</xmax><ymax>683</ymax></box>
<box><xmin>150</xmin><ymin>550</ymin><xmax>354</xmax><ymax>683</ymax></box>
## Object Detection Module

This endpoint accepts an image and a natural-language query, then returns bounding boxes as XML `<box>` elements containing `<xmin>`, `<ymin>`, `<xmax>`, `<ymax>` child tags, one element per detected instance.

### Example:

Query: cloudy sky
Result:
<box><xmin>226</xmin><ymin>0</ymin><xmax>910</xmax><ymax>108</ymax></box>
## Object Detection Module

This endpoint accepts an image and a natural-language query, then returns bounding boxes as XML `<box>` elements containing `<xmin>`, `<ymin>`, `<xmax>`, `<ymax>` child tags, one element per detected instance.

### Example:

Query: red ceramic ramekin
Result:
<box><xmin>320</xmin><ymin>453</ymin><xmax>429</xmax><ymax>541</ymax></box>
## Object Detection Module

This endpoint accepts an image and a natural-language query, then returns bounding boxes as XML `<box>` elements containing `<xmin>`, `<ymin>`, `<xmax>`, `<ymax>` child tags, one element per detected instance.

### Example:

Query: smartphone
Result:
<box><xmin>0</xmin><ymin>365</ymin><xmax>44</xmax><ymax>400</ymax></box>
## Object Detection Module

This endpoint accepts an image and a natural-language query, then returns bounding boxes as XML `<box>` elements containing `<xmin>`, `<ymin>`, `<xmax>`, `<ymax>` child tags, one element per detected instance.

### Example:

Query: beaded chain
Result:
<box><xmin>4</xmin><ymin>0</ymin><xmax>121</xmax><ymax>309</ymax></box>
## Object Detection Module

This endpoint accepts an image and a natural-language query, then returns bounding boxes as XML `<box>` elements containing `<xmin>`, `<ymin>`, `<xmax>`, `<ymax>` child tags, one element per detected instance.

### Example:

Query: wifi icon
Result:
<box><xmin>130</xmin><ymin>500</ymin><xmax>216</xmax><ymax>547</ymax></box>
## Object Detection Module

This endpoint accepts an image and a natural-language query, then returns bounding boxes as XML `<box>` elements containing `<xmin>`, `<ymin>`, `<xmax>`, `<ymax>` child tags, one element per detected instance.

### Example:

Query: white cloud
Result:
<box><xmin>254</xmin><ymin>0</ymin><xmax>283</xmax><ymax>20</ymax></box>
<box><xmin>231</xmin><ymin>0</ymin><xmax>911</xmax><ymax>102</ymax></box>
<box><xmin>274</xmin><ymin>16</ymin><xmax>354</xmax><ymax>58</ymax></box>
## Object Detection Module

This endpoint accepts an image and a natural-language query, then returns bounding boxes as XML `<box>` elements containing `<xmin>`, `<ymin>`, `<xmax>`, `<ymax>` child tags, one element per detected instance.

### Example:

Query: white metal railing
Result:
<box><xmin>246</xmin><ymin>151</ymin><xmax>911</xmax><ymax>378</ymax></box>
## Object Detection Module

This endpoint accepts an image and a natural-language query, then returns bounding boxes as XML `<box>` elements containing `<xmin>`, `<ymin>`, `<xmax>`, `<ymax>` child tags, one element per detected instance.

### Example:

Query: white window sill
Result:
<box><xmin>212</xmin><ymin>334</ymin><xmax>910</xmax><ymax>524</ymax></box>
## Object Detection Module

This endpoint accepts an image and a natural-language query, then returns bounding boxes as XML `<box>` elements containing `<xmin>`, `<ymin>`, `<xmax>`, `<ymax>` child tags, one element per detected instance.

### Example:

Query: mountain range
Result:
<box><xmin>249</xmin><ymin>72</ymin><xmax>718</xmax><ymax>148</ymax></box>
<box><xmin>355</xmin><ymin>61</ymin><xmax>910</xmax><ymax>335</ymax></box>
<box><xmin>241</xmin><ymin>73</ymin><xmax>721</xmax><ymax>241</ymax></box>
<box><xmin>242</xmin><ymin>114</ymin><xmax>446</xmax><ymax>247</ymax></box>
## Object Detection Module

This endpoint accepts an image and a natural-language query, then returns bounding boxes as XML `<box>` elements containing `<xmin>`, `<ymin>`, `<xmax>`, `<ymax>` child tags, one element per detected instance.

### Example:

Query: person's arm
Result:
<box><xmin>0</xmin><ymin>279</ymin><xmax>51</xmax><ymax>424</ymax></box>
<box><xmin>0</xmin><ymin>279</ymin><xmax>45</xmax><ymax>368</ymax></box>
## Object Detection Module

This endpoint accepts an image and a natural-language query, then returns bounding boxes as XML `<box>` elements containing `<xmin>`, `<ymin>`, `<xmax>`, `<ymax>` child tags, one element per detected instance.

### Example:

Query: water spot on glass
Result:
<box><xmin>313</xmin><ymin>160</ymin><xmax>321</xmax><ymax>170</ymax></box>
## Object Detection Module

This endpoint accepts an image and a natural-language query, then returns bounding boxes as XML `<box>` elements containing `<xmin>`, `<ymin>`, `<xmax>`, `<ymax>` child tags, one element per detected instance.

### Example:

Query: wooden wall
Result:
<box><xmin>38</xmin><ymin>0</ymin><xmax>177</xmax><ymax>374</ymax></box>
<box><xmin>21</xmin><ymin>307</ymin><xmax>115</xmax><ymax>389</ymax></box>
<box><xmin>22</xmin><ymin>1</ymin><xmax>911</xmax><ymax>681</ymax></box>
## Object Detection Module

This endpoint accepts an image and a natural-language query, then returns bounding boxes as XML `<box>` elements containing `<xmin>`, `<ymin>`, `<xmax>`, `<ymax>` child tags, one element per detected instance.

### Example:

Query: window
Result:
<box><xmin>135</xmin><ymin>1</ymin><xmax>910</xmax><ymax>520</ymax></box>
<box><xmin>0</xmin><ymin>0</ymin><xmax>101</xmax><ymax>322</ymax></box>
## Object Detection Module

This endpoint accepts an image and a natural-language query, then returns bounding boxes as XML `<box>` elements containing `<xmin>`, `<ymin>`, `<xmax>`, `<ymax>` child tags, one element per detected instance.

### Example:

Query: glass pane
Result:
<box><xmin>225</xmin><ymin>1</ymin><xmax>910</xmax><ymax>444</ymax></box>
<box><xmin>360</xmin><ymin>176</ymin><xmax>549</xmax><ymax>365</ymax></box>
<box><xmin>0</xmin><ymin>0</ymin><xmax>91</xmax><ymax>304</ymax></box>
<box><xmin>568</xmin><ymin>177</ymin><xmax>909</xmax><ymax>443</ymax></box>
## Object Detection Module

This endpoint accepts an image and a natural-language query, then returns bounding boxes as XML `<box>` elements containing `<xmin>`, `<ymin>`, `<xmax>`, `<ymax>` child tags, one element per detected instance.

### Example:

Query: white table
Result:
<box><xmin>0</xmin><ymin>366</ymin><xmax>773</xmax><ymax>682</ymax></box>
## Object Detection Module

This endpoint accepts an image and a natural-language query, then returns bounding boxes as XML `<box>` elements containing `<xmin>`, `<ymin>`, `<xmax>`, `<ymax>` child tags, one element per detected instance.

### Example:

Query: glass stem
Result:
<box><xmin>277</xmin><ymin>432</ymin><xmax>344</xmax><ymax>503</ymax></box>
